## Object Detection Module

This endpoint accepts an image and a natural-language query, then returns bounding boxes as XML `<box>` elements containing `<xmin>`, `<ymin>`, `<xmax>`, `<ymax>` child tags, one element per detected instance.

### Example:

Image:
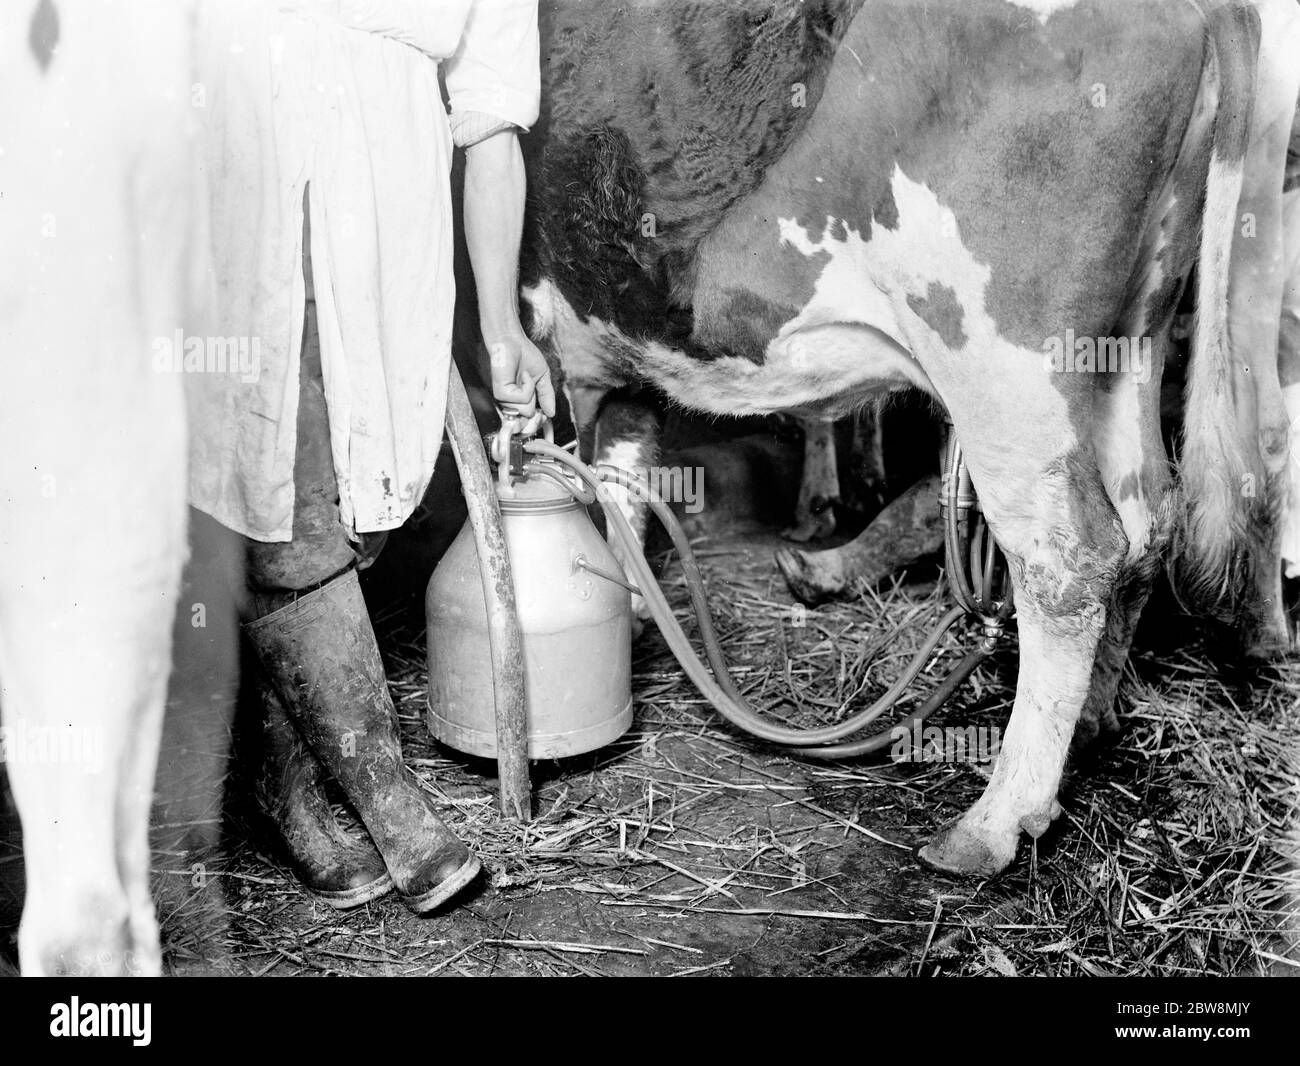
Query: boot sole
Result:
<box><xmin>312</xmin><ymin>871</ymin><xmax>395</xmax><ymax>910</ymax></box>
<box><xmin>401</xmin><ymin>854</ymin><xmax>481</xmax><ymax>915</ymax></box>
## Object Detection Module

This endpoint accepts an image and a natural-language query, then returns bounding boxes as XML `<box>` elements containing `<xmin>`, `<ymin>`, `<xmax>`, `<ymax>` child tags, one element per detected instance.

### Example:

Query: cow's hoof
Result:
<box><xmin>1238</xmin><ymin>632</ymin><xmax>1297</xmax><ymax>665</ymax></box>
<box><xmin>1233</xmin><ymin>627</ymin><xmax>1293</xmax><ymax>665</ymax></box>
<box><xmin>775</xmin><ymin>546</ymin><xmax>847</xmax><ymax>605</ymax></box>
<box><xmin>1070</xmin><ymin>701</ymin><xmax>1122</xmax><ymax>760</ymax></box>
<box><xmin>1228</xmin><ymin>601</ymin><xmax>1296</xmax><ymax>665</ymax></box>
<box><xmin>916</xmin><ymin>819</ymin><xmax>1016</xmax><ymax>879</ymax></box>
<box><xmin>33</xmin><ymin>926</ymin><xmax>138</xmax><ymax>977</ymax></box>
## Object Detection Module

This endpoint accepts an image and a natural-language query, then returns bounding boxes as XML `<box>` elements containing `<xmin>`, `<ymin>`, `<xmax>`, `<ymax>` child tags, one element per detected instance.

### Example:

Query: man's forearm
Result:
<box><xmin>463</xmin><ymin>129</ymin><xmax>527</xmax><ymax>344</ymax></box>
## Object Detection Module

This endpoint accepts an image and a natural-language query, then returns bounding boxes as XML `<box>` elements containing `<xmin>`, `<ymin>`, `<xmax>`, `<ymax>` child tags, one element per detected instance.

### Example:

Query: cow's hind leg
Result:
<box><xmin>919</xmin><ymin>440</ymin><xmax>1126</xmax><ymax>877</ymax></box>
<box><xmin>1072</xmin><ymin>522</ymin><xmax>1169</xmax><ymax>757</ymax></box>
<box><xmin>849</xmin><ymin>404</ymin><xmax>888</xmax><ymax>513</ymax></box>
<box><xmin>1075</xmin><ymin>340</ymin><xmax>1175</xmax><ymax>753</ymax></box>
<box><xmin>117</xmin><ymin>642</ymin><xmax>172</xmax><ymax>973</ymax></box>
<box><xmin>1</xmin><ymin>647</ymin><xmax>131</xmax><ymax>974</ymax></box>
<box><xmin>783</xmin><ymin>416</ymin><xmax>840</xmax><ymax>542</ymax></box>
<box><xmin>592</xmin><ymin>392</ymin><xmax>663</xmax><ymax>634</ymax></box>
<box><xmin>0</xmin><ymin>318</ymin><xmax>185</xmax><ymax>979</ymax></box>
<box><xmin>0</xmin><ymin>549</ymin><xmax>180</xmax><ymax>976</ymax></box>
<box><xmin>776</xmin><ymin>473</ymin><xmax>943</xmax><ymax>603</ymax></box>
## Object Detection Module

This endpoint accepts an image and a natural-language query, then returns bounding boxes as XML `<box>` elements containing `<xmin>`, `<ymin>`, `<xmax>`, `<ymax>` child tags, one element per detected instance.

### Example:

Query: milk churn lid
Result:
<box><xmin>495</xmin><ymin>466</ymin><xmax>583</xmax><ymax>515</ymax></box>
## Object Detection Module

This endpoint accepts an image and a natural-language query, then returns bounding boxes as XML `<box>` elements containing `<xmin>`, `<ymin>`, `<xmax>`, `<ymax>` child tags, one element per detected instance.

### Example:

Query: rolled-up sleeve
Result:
<box><xmin>443</xmin><ymin>0</ymin><xmax>540</xmax><ymax>144</ymax></box>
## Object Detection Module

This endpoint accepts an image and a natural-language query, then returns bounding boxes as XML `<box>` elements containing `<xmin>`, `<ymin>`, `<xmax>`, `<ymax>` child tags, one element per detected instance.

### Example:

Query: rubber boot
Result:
<box><xmin>257</xmin><ymin>679</ymin><xmax>393</xmax><ymax>909</ymax></box>
<box><xmin>245</xmin><ymin>570</ymin><xmax>479</xmax><ymax>913</ymax></box>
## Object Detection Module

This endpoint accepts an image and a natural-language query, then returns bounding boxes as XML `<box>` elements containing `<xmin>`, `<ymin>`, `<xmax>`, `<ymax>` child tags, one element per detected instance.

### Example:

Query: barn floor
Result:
<box><xmin>136</xmin><ymin>534</ymin><xmax>1300</xmax><ymax>978</ymax></box>
<box><xmin>3</xmin><ymin>430</ymin><xmax>1300</xmax><ymax>976</ymax></box>
<box><xmin>152</xmin><ymin>540</ymin><xmax>972</xmax><ymax>977</ymax></box>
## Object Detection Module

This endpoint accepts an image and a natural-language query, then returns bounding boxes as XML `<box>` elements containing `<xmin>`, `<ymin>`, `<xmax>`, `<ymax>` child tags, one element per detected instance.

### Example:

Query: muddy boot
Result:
<box><xmin>258</xmin><ymin>679</ymin><xmax>393</xmax><ymax>909</ymax></box>
<box><xmin>245</xmin><ymin>570</ymin><xmax>480</xmax><ymax>913</ymax></box>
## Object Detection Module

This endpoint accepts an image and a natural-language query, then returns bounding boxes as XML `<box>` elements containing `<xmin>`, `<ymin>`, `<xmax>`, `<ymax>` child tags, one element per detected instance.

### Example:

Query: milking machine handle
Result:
<box><xmin>486</xmin><ymin>415</ymin><xmax>557</xmax><ymax>493</ymax></box>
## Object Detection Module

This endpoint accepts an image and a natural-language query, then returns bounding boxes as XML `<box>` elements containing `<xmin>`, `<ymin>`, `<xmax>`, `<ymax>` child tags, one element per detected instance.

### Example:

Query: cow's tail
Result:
<box><xmin>1176</xmin><ymin>2</ymin><xmax>1261</xmax><ymax>615</ymax></box>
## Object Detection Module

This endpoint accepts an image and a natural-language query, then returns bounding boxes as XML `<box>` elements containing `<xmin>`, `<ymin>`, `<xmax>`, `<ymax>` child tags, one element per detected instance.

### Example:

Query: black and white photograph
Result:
<box><xmin>2</xmin><ymin>0</ymin><xmax>1300</xmax><ymax>1022</ymax></box>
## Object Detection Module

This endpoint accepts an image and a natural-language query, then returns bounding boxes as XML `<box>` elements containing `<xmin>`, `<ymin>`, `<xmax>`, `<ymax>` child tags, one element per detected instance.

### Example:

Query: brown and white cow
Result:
<box><xmin>791</xmin><ymin>0</ymin><xmax>1300</xmax><ymax>630</ymax></box>
<box><xmin>521</xmin><ymin>0</ymin><xmax>1300</xmax><ymax>876</ymax></box>
<box><xmin>0</xmin><ymin>0</ymin><xmax>205</xmax><ymax>974</ymax></box>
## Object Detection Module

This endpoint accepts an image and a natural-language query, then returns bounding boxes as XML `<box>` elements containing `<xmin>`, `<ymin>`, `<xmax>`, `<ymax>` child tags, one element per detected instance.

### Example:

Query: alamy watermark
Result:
<box><xmin>50</xmin><ymin>998</ymin><xmax>151</xmax><ymax>1045</ymax></box>
<box><xmin>152</xmin><ymin>329</ymin><xmax>261</xmax><ymax>383</ymax></box>
<box><xmin>1042</xmin><ymin>329</ymin><xmax>1152</xmax><ymax>384</ymax></box>
<box><xmin>0</xmin><ymin>720</ymin><xmax>103</xmax><ymax>774</ymax></box>
<box><xmin>889</xmin><ymin>721</ymin><xmax>1001</xmax><ymax>764</ymax></box>
<box><xmin>614</xmin><ymin>465</ymin><xmax>705</xmax><ymax>515</ymax></box>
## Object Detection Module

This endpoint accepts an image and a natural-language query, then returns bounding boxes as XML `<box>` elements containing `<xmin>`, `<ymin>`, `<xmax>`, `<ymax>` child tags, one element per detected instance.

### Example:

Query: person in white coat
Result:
<box><xmin>193</xmin><ymin>0</ymin><xmax>554</xmax><ymax>913</ymax></box>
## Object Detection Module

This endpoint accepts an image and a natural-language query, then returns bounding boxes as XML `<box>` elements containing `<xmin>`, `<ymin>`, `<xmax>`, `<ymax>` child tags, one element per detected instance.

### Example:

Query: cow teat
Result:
<box><xmin>29</xmin><ymin>0</ymin><xmax>59</xmax><ymax>73</ymax></box>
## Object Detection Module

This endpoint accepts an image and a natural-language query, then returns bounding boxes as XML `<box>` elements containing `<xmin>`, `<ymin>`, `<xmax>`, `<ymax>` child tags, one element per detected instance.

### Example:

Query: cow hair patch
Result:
<box><xmin>521</xmin><ymin>0</ymin><xmax>861</xmax><ymax>345</ymax></box>
<box><xmin>531</xmin><ymin>126</ymin><xmax>665</xmax><ymax>329</ymax></box>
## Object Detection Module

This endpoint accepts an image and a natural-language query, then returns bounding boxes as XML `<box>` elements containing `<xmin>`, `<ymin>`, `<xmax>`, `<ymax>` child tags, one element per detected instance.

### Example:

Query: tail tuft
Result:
<box><xmin>1174</xmin><ymin>3</ymin><xmax>1262</xmax><ymax>618</ymax></box>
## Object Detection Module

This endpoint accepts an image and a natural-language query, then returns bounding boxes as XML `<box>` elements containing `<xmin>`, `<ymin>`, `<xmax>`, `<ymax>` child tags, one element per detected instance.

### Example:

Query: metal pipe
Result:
<box><xmin>942</xmin><ymin>433</ymin><xmax>980</xmax><ymax>615</ymax></box>
<box><xmin>443</xmin><ymin>366</ymin><xmax>531</xmax><ymax>821</ymax></box>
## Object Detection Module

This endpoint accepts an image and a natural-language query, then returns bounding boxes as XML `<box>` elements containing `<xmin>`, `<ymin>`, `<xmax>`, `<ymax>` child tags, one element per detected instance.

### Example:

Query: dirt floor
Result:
<box><xmin>3</xmin><ymin>426</ymin><xmax>1300</xmax><ymax>976</ymax></box>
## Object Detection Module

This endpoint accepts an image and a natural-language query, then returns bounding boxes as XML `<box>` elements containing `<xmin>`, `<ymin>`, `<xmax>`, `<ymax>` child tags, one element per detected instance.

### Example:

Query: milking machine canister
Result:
<box><xmin>425</xmin><ymin>462</ymin><xmax>633</xmax><ymax>759</ymax></box>
<box><xmin>430</xmin><ymin>406</ymin><xmax>1011</xmax><ymax>797</ymax></box>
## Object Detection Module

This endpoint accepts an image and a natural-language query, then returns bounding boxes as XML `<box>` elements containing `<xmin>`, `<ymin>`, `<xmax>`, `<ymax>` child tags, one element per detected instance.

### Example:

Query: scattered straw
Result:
<box><xmin>111</xmin><ymin>526</ymin><xmax>1300</xmax><ymax>976</ymax></box>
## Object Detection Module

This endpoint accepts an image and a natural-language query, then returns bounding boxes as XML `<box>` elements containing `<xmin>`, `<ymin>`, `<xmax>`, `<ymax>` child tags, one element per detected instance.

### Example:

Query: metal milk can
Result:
<box><xmin>425</xmin><ymin>467</ymin><xmax>633</xmax><ymax>759</ymax></box>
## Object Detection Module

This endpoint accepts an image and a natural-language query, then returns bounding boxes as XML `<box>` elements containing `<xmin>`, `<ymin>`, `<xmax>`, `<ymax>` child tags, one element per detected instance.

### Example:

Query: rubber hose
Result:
<box><xmin>795</xmin><ymin>643</ymin><xmax>990</xmax><ymax>758</ymax></box>
<box><xmin>525</xmin><ymin>441</ymin><xmax>987</xmax><ymax>751</ymax></box>
<box><xmin>596</xmin><ymin>465</ymin><xmax>748</xmax><ymax>707</ymax></box>
<box><xmin>599</xmin><ymin>464</ymin><xmax>968</xmax><ymax>724</ymax></box>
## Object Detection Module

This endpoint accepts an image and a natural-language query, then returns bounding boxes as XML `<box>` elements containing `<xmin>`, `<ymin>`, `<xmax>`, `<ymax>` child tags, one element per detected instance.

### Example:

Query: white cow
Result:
<box><xmin>0</xmin><ymin>0</ymin><xmax>206</xmax><ymax>975</ymax></box>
